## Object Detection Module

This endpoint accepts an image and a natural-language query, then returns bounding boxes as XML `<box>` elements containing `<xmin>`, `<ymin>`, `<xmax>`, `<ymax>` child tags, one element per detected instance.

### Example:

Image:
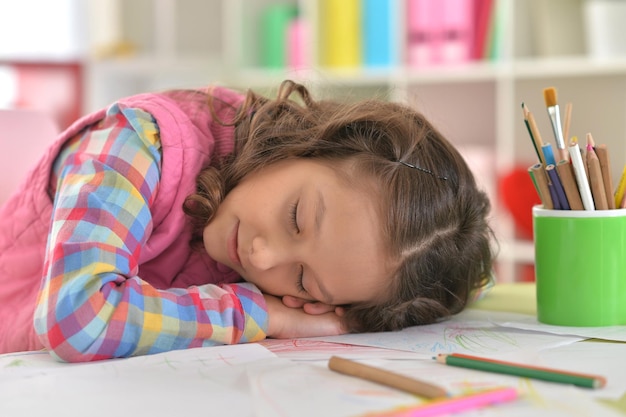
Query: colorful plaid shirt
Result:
<box><xmin>34</xmin><ymin>104</ymin><xmax>267</xmax><ymax>361</ymax></box>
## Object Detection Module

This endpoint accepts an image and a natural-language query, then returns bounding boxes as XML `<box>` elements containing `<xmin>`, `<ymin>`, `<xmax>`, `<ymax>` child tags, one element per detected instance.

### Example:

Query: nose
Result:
<box><xmin>248</xmin><ymin>235</ymin><xmax>284</xmax><ymax>271</ymax></box>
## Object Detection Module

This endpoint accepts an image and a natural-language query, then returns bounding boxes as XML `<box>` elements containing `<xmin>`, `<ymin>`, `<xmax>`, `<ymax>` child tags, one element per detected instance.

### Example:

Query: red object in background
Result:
<box><xmin>0</xmin><ymin>109</ymin><xmax>60</xmax><ymax>204</ymax></box>
<box><xmin>4</xmin><ymin>61</ymin><xmax>83</xmax><ymax>131</ymax></box>
<box><xmin>498</xmin><ymin>165</ymin><xmax>541</xmax><ymax>240</ymax></box>
<box><xmin>498</xmin><ymin>165</ymin><xmax>541</xmax><ymax>282</ymax></box>
<box><xmin>519</xmin><ymin>264</ymin><xmax>536</xmax><ymax>282</ymax></box>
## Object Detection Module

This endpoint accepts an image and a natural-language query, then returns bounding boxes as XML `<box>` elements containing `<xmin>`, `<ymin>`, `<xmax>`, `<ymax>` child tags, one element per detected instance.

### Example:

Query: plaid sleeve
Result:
<box><xmin>34</xmin><ymin>104</ymin><xmax>267</xmax><ymax>363</ymax></box>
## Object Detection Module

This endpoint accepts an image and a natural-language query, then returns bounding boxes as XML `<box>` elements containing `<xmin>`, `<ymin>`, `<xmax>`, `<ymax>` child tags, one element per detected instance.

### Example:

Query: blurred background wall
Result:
<box><xmin>2</xmin><ymin>0</ymin><xmax>626</xmax><ymax>283</ymax></box>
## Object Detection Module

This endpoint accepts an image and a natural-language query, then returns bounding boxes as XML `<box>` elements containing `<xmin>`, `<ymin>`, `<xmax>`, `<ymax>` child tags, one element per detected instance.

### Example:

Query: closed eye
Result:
<box><xmin>296</xmin><ymin>265</ymin><xmax>306</xmax><ymax>294</ymax></box>
<box><xmin>290</xmin><ymin>200</ymin><xmax>300</xmax><ymax>233</ymax></box>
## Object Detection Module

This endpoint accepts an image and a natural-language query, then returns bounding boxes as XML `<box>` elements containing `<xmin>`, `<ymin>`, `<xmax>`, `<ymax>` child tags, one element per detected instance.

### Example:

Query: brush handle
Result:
<box><xmin>548</xmin><ymin>105</ymin><xmax>565</xmax><ymax>150</ymax></box>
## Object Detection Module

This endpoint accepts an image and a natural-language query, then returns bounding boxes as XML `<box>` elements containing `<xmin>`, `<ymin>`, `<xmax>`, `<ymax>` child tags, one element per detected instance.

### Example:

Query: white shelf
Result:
<box><xmin>512</xmin><ymin>56</ymin><xmax>626</xmax><ymax>79</ymax></box>
<box><xmin>228</xmin><ymin>56</ymin><xmax>626</xmax><ymax>87</ymax></box>
<box><xmin>88</xmin><ymin>56</ymin><xmax>222</xmax><ymax>75</ymax></box>
<box><xmin>231</xmin><ymin>64</ymin><xmax>504</xmax><ymax>88</ymax></box>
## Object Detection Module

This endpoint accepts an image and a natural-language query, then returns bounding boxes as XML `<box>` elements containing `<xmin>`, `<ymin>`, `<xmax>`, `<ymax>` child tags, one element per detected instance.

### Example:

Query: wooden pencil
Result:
<box><xmin>529</xmin><ymin>163</ymin><xmax>553</xmax><ymax>209</ymax></box>
<box><xmin>525</xmin><ymin>107</ymin><xmax>546</xmax><ymax>164</ymax></box>
<box><xmin>614</xmin><ymin>165</ymin><xmax>626</xmax><ymax>208</ymax></box>
<box><xmin>522</xmin><ymin>102</ymin><xmax>543</xmax><ymax>162</ymax></box>
<box><xmin>328</xmin><ymin>356</ymin><xmax>448</xmax><ymax>399</ymax></box>
<box><xmin>595</xmin><ymin>144</ymin><xmax>615</xmax><ymax>209</ymax></box>
<box><xmin>586</xmin><ymin>135</ymin><xmax>608</xmax><ymax>210</ymax></box>
<box><xmin>569</xmin><ymin>137</ymin><xmax>595</xmax><ymax>210</ymax></box>
<box><xmin>546</xmin><ymin>164</ymin><xmax>570</xmax><ymax>209</ymax></box>
<box><xmin>436</xmin><ymin>353</ymin><xmax>607</xmax><ymax>389</ymax></box>
<box><xmin>555</xmin><ymin>159</ymin><xmax>584</xmax><ymax>210</ymax></box>
<box><xmin>364</xmin><ymin>387</ymin><xmax>518</xmax><ymax>417</ymax></box>
<box><xmin>542</xmin><ymin>143</ymin><xmax>556</xmax><ymax>166</ymax></box>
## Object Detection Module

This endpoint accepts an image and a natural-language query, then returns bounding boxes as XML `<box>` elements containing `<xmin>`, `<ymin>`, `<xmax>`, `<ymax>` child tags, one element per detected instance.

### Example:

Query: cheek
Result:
<box><xmin>247</xmin><ymin>274</ymin><xmax>294</xmax><ymax>297</ymax></box>
<box><xmin>202</xmin><ymin>225</ymin><xmax>214</xmax><ymax>253</ymax></box>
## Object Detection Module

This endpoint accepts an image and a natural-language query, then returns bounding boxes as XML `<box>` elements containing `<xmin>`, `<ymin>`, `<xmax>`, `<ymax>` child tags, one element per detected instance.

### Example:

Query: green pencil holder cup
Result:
<box><xmin>533</xmin><ymin>206</ymin><xmax>626</xmax><ymax>326</ymax></box>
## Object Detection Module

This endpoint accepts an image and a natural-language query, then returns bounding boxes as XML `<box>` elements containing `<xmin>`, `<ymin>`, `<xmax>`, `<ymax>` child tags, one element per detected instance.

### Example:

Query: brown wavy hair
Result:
<box><xmin>183</xmin><ymin>80</ymin><xmax>494</xmax><ymax>333</ymax></box>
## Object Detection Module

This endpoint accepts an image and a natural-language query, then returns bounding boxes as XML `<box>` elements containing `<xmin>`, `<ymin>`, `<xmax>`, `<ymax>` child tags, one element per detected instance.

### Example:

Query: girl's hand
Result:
<box><xmin>264</xmin><ymin>294</ymin><xmax>346</xmax><ymax>339</ymax></box>
<box><xmin>281</xmin><ymin>295</ymin><xmax>345</xmax><ymax>316</ymax></box>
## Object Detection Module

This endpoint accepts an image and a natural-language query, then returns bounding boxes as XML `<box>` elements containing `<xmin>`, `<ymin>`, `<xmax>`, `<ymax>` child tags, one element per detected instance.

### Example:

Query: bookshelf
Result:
<box><xmin>84</xmin><ymin>0</ymin><xmax>626</xmax><ymax>282</ymax></box>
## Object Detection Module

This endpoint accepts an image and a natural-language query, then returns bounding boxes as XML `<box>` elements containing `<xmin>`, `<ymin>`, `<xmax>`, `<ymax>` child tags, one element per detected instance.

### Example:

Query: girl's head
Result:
<box><xmin>184</xmin><ymin>80</ymin><xmax>494</xmax><ymax>332</ymax></box>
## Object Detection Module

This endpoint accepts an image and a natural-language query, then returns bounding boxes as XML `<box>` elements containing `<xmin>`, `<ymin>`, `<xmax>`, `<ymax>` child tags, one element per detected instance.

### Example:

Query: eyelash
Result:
<box><xmin>297</xmin><ymin>266</ymin><xmax>305</xmax><ymax>294</ymax></box>
<box><xmin>289</xmin><ymin>201</ymin><xmax>300</xmax><ymax>233</ymax></box>
<box><xmin>290</xmin><ymin>201</ymin><xmax>305</xmax><ymax>293</ymax></box>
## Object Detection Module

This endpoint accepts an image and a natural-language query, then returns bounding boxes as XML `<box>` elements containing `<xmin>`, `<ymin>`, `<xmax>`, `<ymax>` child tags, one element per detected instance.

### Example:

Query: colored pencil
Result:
<box><xmin>615</xmin><ymin>165</ymin><xmax>626</xmax><ymax>208</ymax></box>
<box><xmin>328</xmin><ymin>356</ymin><xmax>448</xmax><ymax>399</ymax></box>
<box><xmin>542</xmin><ymin>143</ymin><xmax>556</xmax><ymax>166</ymax></box>
<box><xmin>546</xmin><ymin>164</ymin><xmax>570</xmax><ymax>210</ymax></box>
<box><xmin>363</xmin><ymin>387</ymin><xmax>518</xmax><ymax>417</ymax></box>
<box><xmin>522</xmin><ymin>102</ymin><xmax>542</xmax><ymax>163</ymax></box>
<box><xmin>436</xmin><ymin>353</ymin><xmax>607</xmax><ymax>389</ymax></box>
<box><xmin>555</xmin><ymin>159</ymin><xmax>584</xmax><ymax>210</ymax></box>
<box><xmin>585</xmin><ymin>135</ymin><xmax>608</xmax><ymax>210</ymax></box>
<box><xmin>524</xmin><ymin>104</ymin><xmax>546</xmax><ymax>164</ymax></box>
<box><xmin>595</xmin><ymin>144</ymin><xmax>616</xmax><ymax>209</ymax></box>
<box><xmin>568</xmin><ymin>137</ymin><xmax>595</xmax><ymax>210</ymax></box>
<box><xmin>529</xmin><ymin>163</ymin><xmax>553</xmax><ymax>209</ymax></box>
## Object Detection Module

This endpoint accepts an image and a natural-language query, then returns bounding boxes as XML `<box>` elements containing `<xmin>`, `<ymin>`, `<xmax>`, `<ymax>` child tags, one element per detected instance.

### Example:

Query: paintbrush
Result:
<box><xmin>543</xmin><ymin>87</ymin><xmax>568</xmax><ymax>161</ymax></box>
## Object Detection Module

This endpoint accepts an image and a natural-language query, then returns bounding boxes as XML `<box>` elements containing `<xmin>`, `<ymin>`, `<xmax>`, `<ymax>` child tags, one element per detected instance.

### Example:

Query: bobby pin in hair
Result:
<box><xmin>398</xmin><ymin>161</ymin><xmax>448</xmax><ymax>180</ymax></box>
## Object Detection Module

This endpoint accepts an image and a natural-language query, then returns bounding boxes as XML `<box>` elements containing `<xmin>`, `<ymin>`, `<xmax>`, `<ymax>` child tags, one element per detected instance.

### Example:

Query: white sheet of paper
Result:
<box><xmin>491</xmin><ymin>311</ymin><xmax>626</xmax><ymax>342</ymax></box>
<box><xmin>259</xmin><ymin>339</ymin><xmax>424</xmax><ymax>360</ymax></box>
<box><xmin>247</xmin><ymin>358</ymin><xmax>419</xmax><ymax>417</ymax></box>
<box><xmin>0</xmin><ymin>344</ymin><xmax>276</xmax><ymax>417</ymax></box>
<box><xmin>534</xmin><ymin>340</ymin><xmax>626</xmax><ymax>400</ymax></box>
<box><xmin>247</xmin><ymin>357</ymin><xmax>623</xmax><ymax>417</ymax></box>
<box><xmin>305</xmin><ymin>309</ymin><xmax>584</xmax><ymax>358</ymax></box>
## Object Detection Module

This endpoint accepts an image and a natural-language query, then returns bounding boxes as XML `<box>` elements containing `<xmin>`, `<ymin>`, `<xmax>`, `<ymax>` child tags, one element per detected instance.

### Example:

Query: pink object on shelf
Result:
<box><xmin>407</xmin><ymin>0</ymin><xmax>475</xmax><ymax>67</ymax></box>
<box><xmin>406</xmin><ymin>0</ymin><xmax>439</xmax><ymax>67</ymax></box>
<box><xmin>286</xmin><ymin>18</ymin><xmax>309</xmax><ymax>70</ymax></box>
<box><xmin>440</xmin><ymin>0</ymin><xmax>474</xmax><ymax>64</ymax></box>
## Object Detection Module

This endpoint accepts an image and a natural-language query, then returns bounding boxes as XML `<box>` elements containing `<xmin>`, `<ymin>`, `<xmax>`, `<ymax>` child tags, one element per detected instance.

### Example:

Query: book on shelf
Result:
<box><xmin>319</xmin><ymin>0</ymin><xmax>362</xmax><ymax>68</ymax></box>
<box><xmin>406</xmin><ymin>0</ymin><xmax>439</xmax><ymax>66</ymax></box>
<box><xmin>472</xmin><ymin>0</ymin><xmax>494</xmax><ymax>60</ymax></box>
<box><xmin>407</xmin><ymin>0</ymin><xmax>493</xmax><ymax>67</ymax></box>
<box><xmin>260</xmin><ymin>4</ymin><xmax>298</xmax><ymax>68</ymax></box>
<box><xmin>363</xmin><ymin>0</ymin><xmax>396</xmax><ymax>68</ymax></box>
<box><xmin>440</xmin><ymin>0</ymin><xmax>475</xmax><ymax>64</ymax></box>
<box><xmin>257</xmin><ymin>0</ymin><xmax>499</xmax><ymax>70</ymax></box>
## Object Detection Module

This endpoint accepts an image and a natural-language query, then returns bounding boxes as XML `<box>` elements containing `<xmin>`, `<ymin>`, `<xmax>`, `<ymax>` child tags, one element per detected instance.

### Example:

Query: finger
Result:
<box><xmin>281</xmin><ymin>295</ymin><xmax>307</xmax><ymax>308</ymax></box>
<box><xmin>303</xmin><ymin>302</ymin><xmax>336</xmax><ymax>315</ymax></box>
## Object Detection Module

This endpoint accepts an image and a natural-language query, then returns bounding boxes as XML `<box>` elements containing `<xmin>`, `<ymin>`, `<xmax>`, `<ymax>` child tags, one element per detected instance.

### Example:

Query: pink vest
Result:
<box><xmin>0</xmin><ymin>87</ymin><xmax>244</xmax><ymax>353</ymax></box>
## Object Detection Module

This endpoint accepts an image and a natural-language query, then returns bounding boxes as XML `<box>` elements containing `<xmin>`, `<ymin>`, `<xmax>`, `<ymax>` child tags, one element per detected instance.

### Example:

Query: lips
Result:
<box><xmin>227</xmin><ymin>221</ymin><xmax>241</xmax><ymax>267</ymax></box>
